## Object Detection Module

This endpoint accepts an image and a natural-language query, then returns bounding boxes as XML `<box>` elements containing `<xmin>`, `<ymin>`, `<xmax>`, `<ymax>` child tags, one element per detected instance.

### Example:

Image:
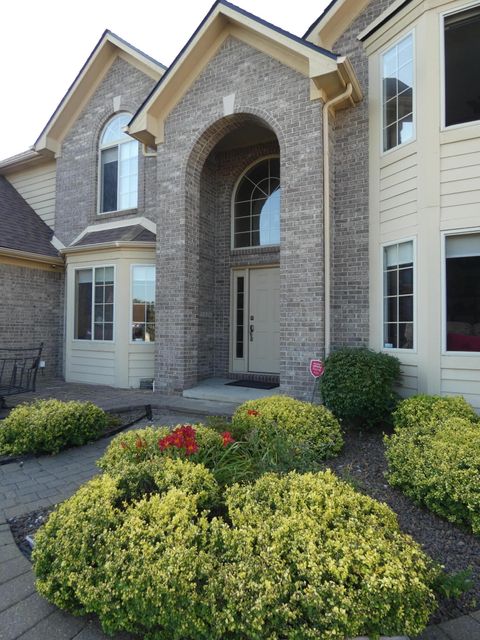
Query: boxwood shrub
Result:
<box><xmin>0</xmin><ymin>399</ymin><xmax>107</xmax><ymax>455</ymax></box>
<box><xmin>231</xmin><ymin>395</ymin><xmax>343</xmax><ymax>464</ymax></box>
<box><xmin>33</xmin><ymin>467</ymin><xmax>438</xmax><ymax>640</ymax></box>
<box><xmin>385</xmin><ymin>395</ymin><xmax>480</xmax><ymax>533</ymax></box>
<box><xmin>320</xmin><ymin>348</ymin><xmax>401</xmax><ymax>428</ymax></box>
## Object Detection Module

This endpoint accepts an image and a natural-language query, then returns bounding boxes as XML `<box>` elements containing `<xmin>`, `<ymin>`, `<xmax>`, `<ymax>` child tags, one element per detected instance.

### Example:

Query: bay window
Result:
<box><xmin>131</xmin><ymin>265</ymin><xmax>155</xmax><ymax>342</ymax></box>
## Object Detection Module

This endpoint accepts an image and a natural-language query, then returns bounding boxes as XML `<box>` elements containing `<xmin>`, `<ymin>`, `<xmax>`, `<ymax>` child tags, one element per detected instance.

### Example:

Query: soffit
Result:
<box><xmin>34</xmin><ymin>31</ymin><xmax>165</xmax><ymax>158</ymax></box>
<box><xmin>304</xmin><ymin>0</ymin><xmax>373</xmax><ymax>50</ymax></box>
<box><xmin>128</xmin><ymin>0</ymin><xmax>362</xmax><ymax>147</ymax></box>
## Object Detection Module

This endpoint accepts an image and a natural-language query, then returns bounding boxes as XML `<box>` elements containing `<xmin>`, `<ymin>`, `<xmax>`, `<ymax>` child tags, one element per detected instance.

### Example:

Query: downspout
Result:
<box><xmin>323</xmin><ymin>82</ymin><xmax>353</xmax><ymax>358</ymax></box>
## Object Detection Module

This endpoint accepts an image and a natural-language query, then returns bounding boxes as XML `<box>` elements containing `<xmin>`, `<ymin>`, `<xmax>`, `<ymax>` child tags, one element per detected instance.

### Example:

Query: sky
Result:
<box><xmin>0</xmin><ymin>0</ymin><xmax>330</xmax><ymax>160</ymax></box>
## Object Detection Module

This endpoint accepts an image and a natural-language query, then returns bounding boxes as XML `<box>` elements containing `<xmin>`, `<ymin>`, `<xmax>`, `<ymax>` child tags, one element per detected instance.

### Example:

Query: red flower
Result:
<box><xmin>158</xmin><ymin>425</ymin><xmax>198</xmax><ymax>456</ymax></box>
<box><xmin>135</xmin><ymin>437</ymin><xmax>146</xmax><ymax>449</ymax></box>
<box><xmin>221</xmin><ymin>431</ymin><xmax>235</xmax><ymax>447</ymax></box>
<box><xmin>247</xmin><ymin>409</ymin><xmax>259</xmax><ymax>416</ymax></box>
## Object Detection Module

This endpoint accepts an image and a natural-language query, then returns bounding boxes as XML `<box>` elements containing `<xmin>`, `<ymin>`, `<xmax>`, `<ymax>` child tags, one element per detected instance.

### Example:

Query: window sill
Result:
<box><xmin>96</xmin><ymin>208</ymin><xmax>139</xmax><ymax>220</ymax></box>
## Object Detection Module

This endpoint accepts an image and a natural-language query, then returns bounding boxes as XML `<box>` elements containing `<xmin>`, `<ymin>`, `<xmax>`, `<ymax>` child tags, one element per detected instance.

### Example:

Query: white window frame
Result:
<box><xmin>441</xmin><ymin>227</ymin><xmax>480</xmax><ymax>356</ymax></box>
<box><xmin>380</xmin><ymin>29</ymin><xmax>416</xmax><ymax>156</ymax></box>
<box><xmin>130</xmin><ymin>263</ymin><xmax>156</xmax><ymax>345</ymax></box>
<box><xmin>380</xmin><ymin>237</ymin><xmax>417</xmax><ymax>353</ymax></box>
<box><xmin>73</xmin><ymin>264</ymin><xmax>116</xmax><ymax>343</ymax></box>
<box><xmin>97</xmin><ymin>113</ymin><xmax>138</xmax><ymax>215</ymax></box>
<box><xmin>440</xmin><ymin>1</ymin><xmax>480</xmax><ymax>131</ymax></box>
<box><xmin>230</xmin><ymin>155</ymin><xmax>281</xmax><ymax>251</ymax></box>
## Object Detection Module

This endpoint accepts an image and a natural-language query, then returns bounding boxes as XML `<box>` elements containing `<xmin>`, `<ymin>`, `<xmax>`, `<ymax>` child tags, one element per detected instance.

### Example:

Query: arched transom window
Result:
<box><xmin>233</xmin><ymin>157</ymin><xmax>280</xmax><ymax>248</ymax></box>
<box><xmin>99</xmin><ymin>113</ymin><xmax>138</xmax><ymax>213</ymax></box>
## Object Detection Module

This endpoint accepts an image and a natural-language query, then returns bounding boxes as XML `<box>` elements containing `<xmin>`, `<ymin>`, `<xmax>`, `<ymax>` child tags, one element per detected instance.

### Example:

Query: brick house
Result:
<box><xmin>1</xmin><ymin>0</ymin><xmax>480</xmax><ymax>406</ymax></box>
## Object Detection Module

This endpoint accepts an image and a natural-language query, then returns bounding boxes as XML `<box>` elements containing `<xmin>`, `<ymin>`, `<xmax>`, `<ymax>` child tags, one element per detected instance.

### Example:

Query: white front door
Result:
<box><xmin>248</xmin><ymin>267</ymin><xmax>280</xmax><ymax>373</ymax></box>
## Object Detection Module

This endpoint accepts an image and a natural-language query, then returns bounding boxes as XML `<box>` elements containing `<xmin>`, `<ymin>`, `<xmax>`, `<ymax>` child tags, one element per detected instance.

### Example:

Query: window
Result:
<box><xmin>235</xmin><ymin>276</ymin><xmax>245</xmax><ymax>358</ymax></box>
<box><xmin>99</xmin><ymin>113</ymin><xmax>138</xmax><ymax>213</ymax></box>
<box><xmin>444</xmin><ymin>5</ymin><xmax>480</xmax><ymax>127</ymax></box>
<box><xmin>382</xmin><ymin>33</ymin><xmax>414</xmax><ymax>152</ymax></box>
<box><xmin>383</xmin><ymin>241</ymin><xmax>414</xmax><ymax>349</ymax></box>
<box><xmin>132</xmin><ymin>265</ymin><xmax>155</xmax><ymax>342</ymax></box>
<box><xmin>233</xmin><ymin>157</ymin><xmax>280</xmax><ymax>248</ymax></box>
<box><xmin>75</xmin><ymin>267</ymin><xmax>114</xmax><ymax>341</ymax></box>
<box><xmin>445</xmin><ymin>233</ymin><xmax>480</xmax><ymax>352</ymax></box>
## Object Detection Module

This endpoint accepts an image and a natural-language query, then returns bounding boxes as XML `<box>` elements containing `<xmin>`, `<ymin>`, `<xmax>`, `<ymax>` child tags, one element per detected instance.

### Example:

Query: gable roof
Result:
<box><xmin>0</xmin><ymin>177</ymin><xmax>60</xmax><ymax>261</ymax></box>
<box><xmin>34</xmin><ymin>30</ymin><xmax>166</xmax><ymax>158</ymax></box>
<box><xmin>129</xmin><ymin>0</ymin><xmax>361</xmax><ymax>147</ymax></box>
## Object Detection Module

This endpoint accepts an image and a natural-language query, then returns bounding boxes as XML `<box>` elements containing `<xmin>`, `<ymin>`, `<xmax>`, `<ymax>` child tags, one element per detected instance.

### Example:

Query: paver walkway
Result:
<box><xmin>1</xmin><ymin>381</ymin><xmax>479</xmax><ymax>639</ymax></box>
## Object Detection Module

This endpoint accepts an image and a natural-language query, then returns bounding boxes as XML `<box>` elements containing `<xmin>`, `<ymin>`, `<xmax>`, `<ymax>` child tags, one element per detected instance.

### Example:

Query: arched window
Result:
<box><xmin>99</xmin><ymin>113</ymin><xmax>138</xmax><ymax>213</ymax></box>
<box><xmin>233</xmin><ymin>157</ymin><xmax>280</xmax><ymax>248</ymax></box>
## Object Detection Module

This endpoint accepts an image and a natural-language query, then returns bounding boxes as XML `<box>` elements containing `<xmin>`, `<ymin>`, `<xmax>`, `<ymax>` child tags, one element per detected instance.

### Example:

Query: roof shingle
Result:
<box><xmin>0</xmin><ymin>176</ymin><xmax>59</xmax><ymax>258</ymax></box>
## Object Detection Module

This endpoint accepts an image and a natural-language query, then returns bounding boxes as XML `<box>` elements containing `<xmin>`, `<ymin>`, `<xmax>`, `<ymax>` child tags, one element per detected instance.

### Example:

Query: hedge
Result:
<box><xmin>33</xmin><ymin>468</ymin><xmax>438</xmax><ymax>639</ymax></box>
<box><xmin>385</xmin><ymin>395</ymin><xmax>480</xmax><ymax>534</ymax></box>
<box><xmin>0</xmin><ymin>399</ymin><xmax>107</xmax><ymax>455</ymax></box>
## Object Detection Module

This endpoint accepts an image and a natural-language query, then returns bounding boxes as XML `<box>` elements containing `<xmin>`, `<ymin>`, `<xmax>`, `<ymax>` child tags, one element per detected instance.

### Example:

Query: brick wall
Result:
<box><xmin>0</xmin><ymin>263</ymin><xmax>64</xmax><ymax>379</ymax></box>
<box><xmin>153</xmin><ymin>36</ymin><xmax>325</xmax><ymax>398</ymax></box>
<box><xmin>55</xmin><ymin>57</ymin><xmax>158</xmax><ymax>246</ymax></box>
<box><xmin>331</xmin><ymin>0</ymin><xmax>394</xmax><ymax>349</ymax></box>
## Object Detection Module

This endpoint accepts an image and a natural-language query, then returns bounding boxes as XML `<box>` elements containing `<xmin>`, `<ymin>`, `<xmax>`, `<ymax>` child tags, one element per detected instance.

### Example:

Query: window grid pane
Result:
<box><xmin>383</xmin><ymin>241</ymin><xmax>414</xmax><ymax>350</ymax></box>
<box><xmin>382</xmin><ymin>33</ymin><xmax>414</xmax><ymax>152</ymax></box>
<box><xmin>75</xmin><ymin>267</ymin><xmax>114</xmax><ymax>342</ymax></box>
<box><xmin>233</xmin><ymin>158</ymin><xmax>281</xmax><ymax>249</ymax></box>
<box><xmin>132</xmin><ymin>265</ymin><xmax>155</xmax><ymax>342</ymax></box>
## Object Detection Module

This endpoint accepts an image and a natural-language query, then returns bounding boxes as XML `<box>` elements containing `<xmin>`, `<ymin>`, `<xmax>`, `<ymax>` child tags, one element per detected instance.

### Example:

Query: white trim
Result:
<box><xmin>129</xmin><ymin>263</ymin><xmax>156</xmax><ymax>345</ymax></box>
<box><xmin>50</xmin><ymin>235</ymin><xmax>65</xmax><ymax>250</ymax></box>
<box><xmin>380</xmin><ymin>236</ymin><xmax>417</xmax><ymax>354</ymax></box>
<box><xmin>440</xmin><ymin>0</ymin><xmax>480</xmax><ymax>131</ymax></box>
<box><xmin>441</xmin><ymin>227</ymin><xmax>480</xmax><ymax>356</ymax></box>
<box><xmin>230</xmin><ymin>155</ymin><xmax>281</xmax><ymax>251</ymax></box>
<box><xmin>73</xmin><ymin>263</ymin><xmax>116</xmax><ymax>344</ymax></box>
<box><xmin>70</xmin><ymin>216</ymin><xmax>157</xmax><ymax>246</ymax></box>
<box><xmin>380</xmin><ymin>28</ymin><xmax>416</xmax><ymax>157</ymax></box>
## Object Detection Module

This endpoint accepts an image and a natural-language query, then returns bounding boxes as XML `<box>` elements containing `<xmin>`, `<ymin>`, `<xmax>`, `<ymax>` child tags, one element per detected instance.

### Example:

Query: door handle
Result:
<box><xmin>249</xmin><ymin>324</ymin><xmax>254</xmax><ymax>342</ymax></box>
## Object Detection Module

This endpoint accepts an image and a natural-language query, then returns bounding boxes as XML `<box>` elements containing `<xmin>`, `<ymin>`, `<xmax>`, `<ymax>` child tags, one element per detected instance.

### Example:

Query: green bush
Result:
<box><xmin>320</xmin><ymin>348</ymin><xmax>401</xmax><ymax>428</ymax></box>
<box><xmin>0</xmin><ymin>399</ymin><xmax>107</xmax><ymax>455</ymax></box>
<box><xmin>231</xmin><ymin>395</ymin><xmax>343</xmax><ymax>464</ymax></box>
<box><xmin>386</xmin><ymin>395</ymin><xmax>480</xmax><ymax>533</ymax></box>
<box><xmin>392</xmin><ymin>394</ymin><xmax>478</xmax><ymax>432</ymax></box>
<box><xmin>33</xmin><ymin>468</ymin><xmax>438</xmax><ymax>639</ymax></box>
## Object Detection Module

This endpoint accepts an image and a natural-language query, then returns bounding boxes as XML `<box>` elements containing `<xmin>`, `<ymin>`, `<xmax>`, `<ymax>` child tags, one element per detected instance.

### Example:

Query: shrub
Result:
<box><xmin>231</xmin><ymin>395</ymin><xmax>343</xmax><ymax>464</ymax></box>
<box><xmin>320</xmin><ymin>348</ymin><xmax>401</xmax><ymax>428</ymax></box>
<box><xmin>0</xmin><ymin>399</ymin><xmax>107</xmax><ymax>455</ymax></box>
<box><xmin>392</xmin><ymin>394</ymin><xmax>478</xmax><ymax>432</ymax></box>
<box><xmin>33</xmin><ymin>468</ymin><xmax>438</xmax><ymax>639</ymax></box>
<box><xmin>386</xmin><ymin>395</ymin><xmax>480</xmax><ymax>533</ymax></box>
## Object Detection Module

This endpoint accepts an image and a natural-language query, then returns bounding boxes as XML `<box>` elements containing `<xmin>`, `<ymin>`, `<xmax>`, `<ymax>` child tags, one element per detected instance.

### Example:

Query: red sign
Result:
<box><xmin>310</xmin><ymin>359</ymin><xmax>325</xmax><ymax>378</ymax></box>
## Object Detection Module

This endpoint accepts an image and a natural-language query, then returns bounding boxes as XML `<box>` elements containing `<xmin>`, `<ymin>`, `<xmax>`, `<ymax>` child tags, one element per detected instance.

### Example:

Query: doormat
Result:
<box><xmin>226</xmin><ymin>380</ymin><xmax>279</xmax><ymax>390</ymax></box>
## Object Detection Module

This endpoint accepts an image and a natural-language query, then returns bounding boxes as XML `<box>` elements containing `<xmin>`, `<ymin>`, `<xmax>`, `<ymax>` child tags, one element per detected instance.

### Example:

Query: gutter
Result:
<box><xmin>61</xmin><ymin>241</ymin><xmax>156</xmax><ymax>255</ymax></box>
<box><xmin>0</xmin><ymin>247</ymin><xmax>64</xmax><ymax>267</ymax></box>
<box><xmin>323</xmin><ymin>82</ymin><xmax>353</xmax><ymax>358</ymax></box>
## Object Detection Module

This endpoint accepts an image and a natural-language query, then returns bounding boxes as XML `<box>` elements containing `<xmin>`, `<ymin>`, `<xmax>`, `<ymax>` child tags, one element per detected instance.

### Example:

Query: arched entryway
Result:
<box><xmin>185</xmin><ymin>113</ymin><xmax>282</xmax><ymax>386</ymax></box>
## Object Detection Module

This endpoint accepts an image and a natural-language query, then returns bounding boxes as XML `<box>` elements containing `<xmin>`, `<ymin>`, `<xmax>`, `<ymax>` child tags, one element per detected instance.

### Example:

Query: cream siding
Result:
<box><xmin>7</xmin><ymin>161</ymin><xmax>56</xmax><ymax>228</ymax></box>
<box><xmin>368</xmin><ymin>0</ymin><xmax>480</xmax><ymax>405</ymax></box>
<box><xmin>128</xmin><ymin>348</ymin><xmax>155</xmax><ymax>388</ymax></box>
